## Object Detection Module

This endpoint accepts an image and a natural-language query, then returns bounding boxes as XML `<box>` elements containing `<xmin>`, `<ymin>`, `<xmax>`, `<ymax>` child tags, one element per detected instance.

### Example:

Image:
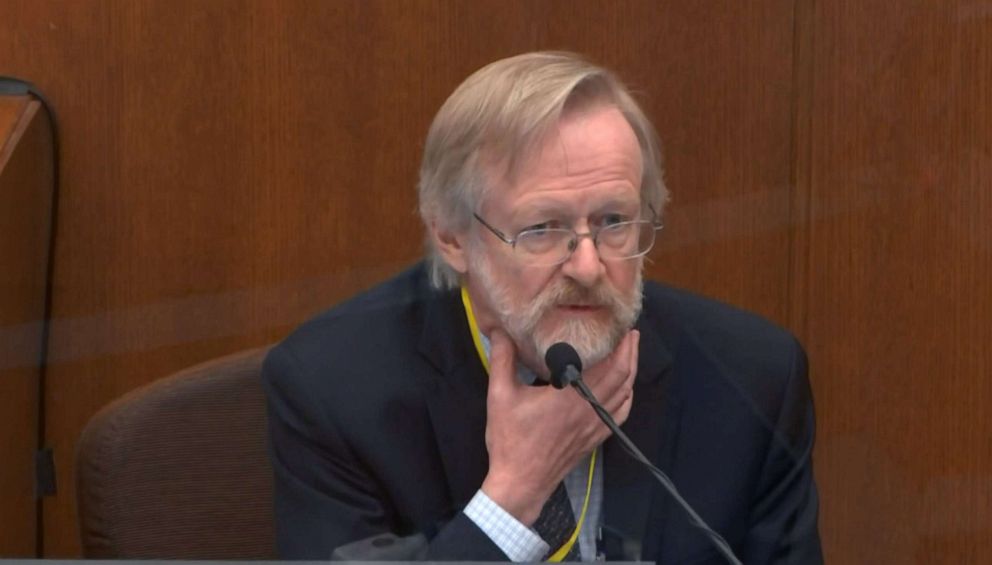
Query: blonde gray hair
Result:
<box><xmin>418</xmin><ymin>51</ymin><xmax>668</xmax><ymax>289</ymax></box>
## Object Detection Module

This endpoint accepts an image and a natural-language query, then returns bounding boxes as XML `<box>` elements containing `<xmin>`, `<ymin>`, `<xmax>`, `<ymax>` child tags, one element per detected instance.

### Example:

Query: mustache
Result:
<box><xmin>540</xmin><ymin>280</ymin><xmax>627</xmax><ymax>310</ymax></box>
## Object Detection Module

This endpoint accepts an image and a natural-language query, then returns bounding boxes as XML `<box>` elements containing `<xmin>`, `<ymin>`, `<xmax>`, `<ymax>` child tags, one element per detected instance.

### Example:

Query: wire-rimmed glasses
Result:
<box><xmin>473</xmin><ymin>207</ymin><xmax>663</xmax><ymax>266</ymax></box>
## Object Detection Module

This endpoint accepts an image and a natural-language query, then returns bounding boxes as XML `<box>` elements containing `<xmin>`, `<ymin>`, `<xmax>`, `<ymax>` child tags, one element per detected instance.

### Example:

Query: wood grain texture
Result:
<box><xmin>0</xmin><ymin>98</ymin><xmax>28</xmax><ymax>162</ymax></box>
<box><xmin>0</xmin><ymin>0</ymin><xmax>796</xmax><ymax>556</ymax></box>
<box><xmin>0</xmin><ymin>97</ymin><xmax>53</xmax><ymax>556</ymax></box>
<box><xmin>794</xmin><ymin>1</ymin><xmax>992</xmax><ymax>562</ymax></box>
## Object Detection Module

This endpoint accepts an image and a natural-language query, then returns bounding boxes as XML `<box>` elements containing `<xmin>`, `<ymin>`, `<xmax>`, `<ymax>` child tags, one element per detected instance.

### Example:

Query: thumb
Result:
<box><xmin>487</xmin><ymin>329</ymin><xmax>519</xmax><ymax>393</ymax></box>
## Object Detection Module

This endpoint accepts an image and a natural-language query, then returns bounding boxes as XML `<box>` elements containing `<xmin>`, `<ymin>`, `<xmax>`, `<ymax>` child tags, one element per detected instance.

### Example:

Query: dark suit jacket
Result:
<box><xmin>262</xmin><ymin>263</ymin><xmax>822</xmax><ymax>563</ymax></box>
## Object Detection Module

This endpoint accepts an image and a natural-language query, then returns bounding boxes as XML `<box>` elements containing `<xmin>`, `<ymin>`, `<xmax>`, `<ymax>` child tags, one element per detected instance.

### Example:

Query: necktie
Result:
<box><xmin>533</xmin><ymin>482</ymin><xmax>581</xmax><ymax>561</ymax></box>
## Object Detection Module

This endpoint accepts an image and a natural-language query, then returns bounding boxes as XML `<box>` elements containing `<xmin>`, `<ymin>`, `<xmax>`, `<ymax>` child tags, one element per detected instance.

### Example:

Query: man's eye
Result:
<box><xmin>522</xmin><ymin>221</ymin><xmax>558</xmax><ymax>232</ymax></box>
<box><xmin>600</xmin><ymin>213</ymin><xmax>629</xmax><ymax>226</ymax></box>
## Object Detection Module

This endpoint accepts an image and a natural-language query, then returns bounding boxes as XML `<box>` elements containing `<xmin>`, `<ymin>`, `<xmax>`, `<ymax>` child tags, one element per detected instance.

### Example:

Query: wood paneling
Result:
<box><xmin>0</xmin><ymin>97</ymin><xmax>54</xmax><ymax>556</ymax></box>
<box><xmin>795</xmin><ymin>1</ymin><xmax>992</xmax><ymax>562</ymax></box>
<box><xmin>11</xmin><ymin>1</ymin><xmax>992</xmax><ymax>562</ymax></box>
<box><xmin>0</xmin><ymin>1</ymin><xmax>798</xmax><ymax>556</ymax></box>
<box><xmin>9</xmin><ymin>0</ymin><xmax>992</xmax><ymax>562</ymax></box>
<box><xmin>625</xmin><ymin>2</ymin><xmax>798</xmax><ymax>326</ymax></box>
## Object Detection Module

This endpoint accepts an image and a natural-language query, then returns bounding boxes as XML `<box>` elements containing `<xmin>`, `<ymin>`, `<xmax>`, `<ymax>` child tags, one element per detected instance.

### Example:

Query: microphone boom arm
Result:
<box><xmin>570</xmin><ymin>379</ymin><xmax>743</xmax><ymax>565</ymax></box>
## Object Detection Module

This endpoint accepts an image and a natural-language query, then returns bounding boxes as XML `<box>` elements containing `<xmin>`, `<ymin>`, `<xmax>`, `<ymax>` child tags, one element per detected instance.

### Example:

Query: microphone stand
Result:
<box><xmin>569</xmin><ymin>378</ymin><xmax>743</xmax><ymax>565</ymax></box>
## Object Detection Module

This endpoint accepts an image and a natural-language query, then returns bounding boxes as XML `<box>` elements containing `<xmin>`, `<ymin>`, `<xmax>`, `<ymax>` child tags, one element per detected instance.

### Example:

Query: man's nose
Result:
<box><xmin>560</xmin><ymin>234</ymin><xmax>605</xmax><ymax>287</ymax></box>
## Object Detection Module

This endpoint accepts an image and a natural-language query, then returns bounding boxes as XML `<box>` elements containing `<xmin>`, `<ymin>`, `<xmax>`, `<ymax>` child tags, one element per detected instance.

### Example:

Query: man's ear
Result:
<box><xmin>430</xmin><ymin>220</ymin><xmax>469</xmax><ymax>274</ymax></box>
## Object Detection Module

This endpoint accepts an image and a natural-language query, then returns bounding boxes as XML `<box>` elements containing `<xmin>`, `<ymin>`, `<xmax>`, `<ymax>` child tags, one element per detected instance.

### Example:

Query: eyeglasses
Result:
<box><xmin>473</xmin><ymin>206</ymin><xmax>663</xmax><ymax>266</ymax></box>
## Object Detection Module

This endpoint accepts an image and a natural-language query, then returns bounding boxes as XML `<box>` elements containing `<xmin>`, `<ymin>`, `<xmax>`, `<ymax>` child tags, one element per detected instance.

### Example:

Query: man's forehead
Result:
<box><xmin>513</xmin><ymin>190</ymin><xmax>640</xmax><ymax>212</ymax></box>
<box><xmin>514</xmin><ymin>105</ymin><xmax>635</xmax><ymax>164</ymax></box>
<box><xmin>480</xmin><ymin>107</ymin><xmax>643</xmax><ymax>213</ymax></box>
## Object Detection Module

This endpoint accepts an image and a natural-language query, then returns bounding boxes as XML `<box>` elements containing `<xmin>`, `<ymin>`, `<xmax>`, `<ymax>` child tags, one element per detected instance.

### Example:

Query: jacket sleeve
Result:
<box><xmin>740</xmin><ymin>338</ymin><xmax>824</xmax><ymax>564</ymax></box>
<box><xmin>262</xmin><ymin>343</ymin><xmax>509</xmax><ymax>560</ymax></box>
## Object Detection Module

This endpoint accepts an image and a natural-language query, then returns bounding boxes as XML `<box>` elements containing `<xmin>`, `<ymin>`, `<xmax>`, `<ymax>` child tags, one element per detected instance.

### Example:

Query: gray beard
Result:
<box><xmin>471</xmin><ymin>255</ymin><xmax>643</xmax><ymax>371</ymax></box>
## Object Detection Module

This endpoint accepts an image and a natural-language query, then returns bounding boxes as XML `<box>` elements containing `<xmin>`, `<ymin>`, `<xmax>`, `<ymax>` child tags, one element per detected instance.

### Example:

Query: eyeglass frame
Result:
<box><xmin>472</xmin><ymin>204</ymin><xmax>663</xmax><ymax>265</ymax></box>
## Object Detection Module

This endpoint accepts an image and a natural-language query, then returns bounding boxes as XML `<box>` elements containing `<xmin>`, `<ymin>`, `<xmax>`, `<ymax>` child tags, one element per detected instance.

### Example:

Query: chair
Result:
<box><xmin>75</xmin><ymin>346</ymin><xmax>276</xmax><ymax>558</ymax></box>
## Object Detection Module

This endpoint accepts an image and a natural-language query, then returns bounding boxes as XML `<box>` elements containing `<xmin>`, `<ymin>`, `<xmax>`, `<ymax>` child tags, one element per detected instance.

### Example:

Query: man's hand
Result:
<box><xmin>479</xmin><ymin>329</ymin><xmax>639</xmax><ymax>525</ymax></box>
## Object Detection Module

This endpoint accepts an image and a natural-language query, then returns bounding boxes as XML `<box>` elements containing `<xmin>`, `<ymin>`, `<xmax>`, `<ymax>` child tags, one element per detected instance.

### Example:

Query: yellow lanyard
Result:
<box><xmin>461</xmin><ymin>287</ymin><xmax>595</xmax><ymax>562</ymax></box>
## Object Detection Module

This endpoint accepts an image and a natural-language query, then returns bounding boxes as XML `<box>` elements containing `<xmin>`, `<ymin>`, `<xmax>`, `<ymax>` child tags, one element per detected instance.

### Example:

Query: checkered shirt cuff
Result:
<box><xmin>464</xmin><ymin>489</ymin><xmax>549</xmax><ymax>562</ymax></box>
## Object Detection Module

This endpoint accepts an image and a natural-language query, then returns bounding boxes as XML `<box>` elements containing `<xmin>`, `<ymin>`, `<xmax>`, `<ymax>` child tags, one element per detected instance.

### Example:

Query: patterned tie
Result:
<box><xmin>533</xmin><ymin>482</ymin><xmax>581</xmax><ymax>561</ymax></box>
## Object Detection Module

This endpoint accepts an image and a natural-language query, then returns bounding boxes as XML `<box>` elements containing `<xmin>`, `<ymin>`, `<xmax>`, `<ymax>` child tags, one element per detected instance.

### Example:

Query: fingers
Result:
<box><xmin>611</xmin><ymin>329</ymin><xmax>639</xmax><ymax>424</ymax></box>
<box><xmin>625</xmin><ymin>329</ymin><xmax>639</xmax><ymax>391</ymax></box>
<box><xmin>589</xmin><ymin>331</ymin><xmax>635</xmax><ymax>390</ymax></box>
<box><xmin>586</xmin><ymin>329</ymin><xmax>638</xmax><ymax>424</ymax></box>
<box><xmin>629</xmin><ymin>329</ymin><xmax>640</xmax><ymax>376</ymax></box>
<box><xmin>614</xmin><ymin>329</ymin><xmax>638</xmax><ymax>381</ymax></box>
<box><xmin>487</xmin><ymin>329</ymin><xmax>519</xmax><ymax>398</ymax></box>
<box><xmin>613</xmin><ymin>392</ymin><xmax>634</xmax><ymax>426</ymax></box>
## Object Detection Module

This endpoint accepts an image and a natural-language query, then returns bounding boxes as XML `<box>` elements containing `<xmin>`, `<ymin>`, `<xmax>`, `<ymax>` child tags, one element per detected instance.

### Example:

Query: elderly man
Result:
<box><xmin>262</xmin><ymin>52</ymin><xmax>822</xmax><ymax>563</ymax></box>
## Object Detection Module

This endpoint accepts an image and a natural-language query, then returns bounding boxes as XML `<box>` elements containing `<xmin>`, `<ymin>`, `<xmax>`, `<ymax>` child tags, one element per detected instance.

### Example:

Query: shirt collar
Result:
<box><xmin>477</xmin><ymin>331</ymin><xmax>540</xmax><ymax>385</ymax></box>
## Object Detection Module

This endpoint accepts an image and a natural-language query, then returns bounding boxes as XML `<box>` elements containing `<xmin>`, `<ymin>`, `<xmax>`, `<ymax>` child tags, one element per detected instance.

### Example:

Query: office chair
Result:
<box><xmin>75</xmin><ymin>346</ymin><xmax>276</xmax><ymax>558</ymax></box>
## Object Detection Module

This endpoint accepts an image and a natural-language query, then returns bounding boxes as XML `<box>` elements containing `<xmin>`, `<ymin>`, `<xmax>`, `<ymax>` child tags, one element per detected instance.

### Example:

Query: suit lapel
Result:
<box><xmin>602</xmin><ymin>302</ymin><xmax>680</xmax><ymax>560</ymax></box>
<box><xmin>416</xmin><ymin>288</ymin><xmax>491</xmax><ymax>511</ymax></box>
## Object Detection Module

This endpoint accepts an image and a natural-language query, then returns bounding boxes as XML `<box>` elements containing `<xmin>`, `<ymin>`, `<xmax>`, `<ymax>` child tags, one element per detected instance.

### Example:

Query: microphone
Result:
<box><xmin>543</xmin><ymin>342</ymin><xmax>743</xmax><ymax>565</ymax></box>
<box><xmin>545</xmin><ymin>342</ymin><xmax>583</xmax><ymax>389</ymax></box>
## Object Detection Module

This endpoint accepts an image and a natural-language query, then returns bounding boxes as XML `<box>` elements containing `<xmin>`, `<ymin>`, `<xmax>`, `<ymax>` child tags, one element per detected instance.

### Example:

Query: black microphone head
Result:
<box><xmin>545</xmin><ymin>342</ymin><xmax>583</xmax><ymax>389</ymax></box>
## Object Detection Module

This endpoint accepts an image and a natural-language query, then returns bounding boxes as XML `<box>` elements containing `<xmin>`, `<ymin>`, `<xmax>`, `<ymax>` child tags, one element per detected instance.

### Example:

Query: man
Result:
<box><xmin>262</xmin><ymin>52</ymin><xmax>822</xmax><ymax>563</ymax></box>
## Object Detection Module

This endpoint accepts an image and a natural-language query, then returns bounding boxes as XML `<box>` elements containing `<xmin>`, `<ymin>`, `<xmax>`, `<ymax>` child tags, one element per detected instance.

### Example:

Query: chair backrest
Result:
<box><xmin>75</xmin><ymin>346</ymin><xmax>276</xmax><ymax>558</ymax></box>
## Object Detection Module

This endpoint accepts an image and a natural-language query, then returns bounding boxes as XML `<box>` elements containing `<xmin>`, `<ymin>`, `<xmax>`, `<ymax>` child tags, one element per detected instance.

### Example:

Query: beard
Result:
<box><xmin>470</xmin><ymin>251</ymin><xmax>643</xmax><ymax>372</ymax></box>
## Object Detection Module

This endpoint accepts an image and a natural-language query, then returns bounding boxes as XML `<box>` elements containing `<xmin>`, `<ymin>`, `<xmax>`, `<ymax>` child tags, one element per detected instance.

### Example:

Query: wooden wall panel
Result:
<box><xmin>0</xmin><ymin>97</ymin><xmax>54</xmax><ymax>556</ymax></box>
<box><xmin>795</xmin><ymin>1</ymin><xmax>992</xmax><ymax>562</ymax></box>
<box><xmin>0</xmin><ymin>0</ymin><xmax>797</xmax><ymax>557</ymax></box>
